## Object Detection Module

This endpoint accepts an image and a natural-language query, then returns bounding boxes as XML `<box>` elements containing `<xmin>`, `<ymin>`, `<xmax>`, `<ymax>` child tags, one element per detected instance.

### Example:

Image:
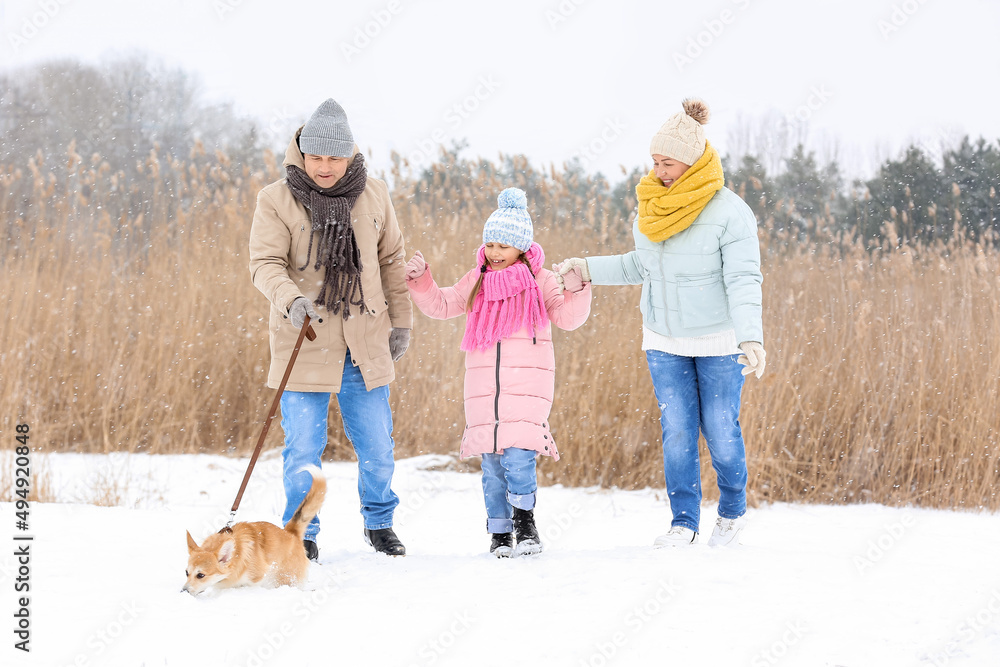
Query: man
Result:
<box><xmin>249</xmin><ymin>98</ymin><xmax>412</xmax><ymax>558</ymax></box>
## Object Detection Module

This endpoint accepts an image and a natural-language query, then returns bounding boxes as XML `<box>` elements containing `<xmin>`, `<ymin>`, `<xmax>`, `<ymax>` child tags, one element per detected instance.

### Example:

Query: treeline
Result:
<box><xmin>726</xmin><ymin>141</ymin><xmax>1000</xmax><ymax>243</ymax></box>
<box><xmin>0</xmin><ymin>56</ymin><xmax>266</xmax><ymax>233</ymax></box>
<box><xmin>2</xmin><ymin>57</ymin><xmax>999</xmax><ymax>246</ymax></box>
<box><xmin>402</xmin><ymin>138</ymin><xmax>1000</xmax><ymax>246</ymax></box>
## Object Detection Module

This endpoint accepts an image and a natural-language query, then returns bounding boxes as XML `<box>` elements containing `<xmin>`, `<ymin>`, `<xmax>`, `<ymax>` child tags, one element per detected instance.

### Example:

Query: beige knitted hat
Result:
<box><xmin>649</xmin><ymin>98</ymin><xmax>710</xmax><ymax>165</ymax></box>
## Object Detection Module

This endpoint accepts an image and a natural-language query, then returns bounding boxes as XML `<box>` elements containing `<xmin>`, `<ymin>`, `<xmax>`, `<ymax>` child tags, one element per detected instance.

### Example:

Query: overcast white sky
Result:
<box><xmin>2</xmin><ymin>0</ymin><xmax>999</xmax><ymax>179</ymax></box>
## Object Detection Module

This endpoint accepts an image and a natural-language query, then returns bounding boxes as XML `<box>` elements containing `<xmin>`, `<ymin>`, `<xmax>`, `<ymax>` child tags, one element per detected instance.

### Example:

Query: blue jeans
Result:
<box><xmin>481</xmin><ymin>447</ymin><xmax>538</xmax><ymax>534</ymax></box>
<box><xmin>280</xmin><ymin>354</ymin><xmax>400</xmax><ymax>539</ymax></box>
<box><xmin>646</xmin><ymin>350</ymin><xmax>747</xmax><ymax>533</ymax></box>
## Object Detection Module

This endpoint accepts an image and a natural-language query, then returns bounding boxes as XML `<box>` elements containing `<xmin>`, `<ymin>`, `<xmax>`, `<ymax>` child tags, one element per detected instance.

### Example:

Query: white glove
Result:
<box><xmin>404</xmin><ymin>251</ymin><xmax>427</xmax><ymax>280</ymax></box>
<box><xmin>554</xmin><ymin>258</ymin><xmax>591</xmax><ymax>292</ymax></box>
<box><xmin>558</xmin><ymin>257</ymin><xmax>591</xmax><ymax>281</ymax></box>
<box><xmin>737</xmin><ymin>341</ymin><xmax>766</xmax><ymax>379</ymax></box>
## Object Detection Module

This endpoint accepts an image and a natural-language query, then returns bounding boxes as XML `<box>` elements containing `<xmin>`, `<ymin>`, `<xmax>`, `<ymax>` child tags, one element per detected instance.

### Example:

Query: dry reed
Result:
<box><xmin>2</xmin><ymin>146</ymin><xmax>998</xmax><ymax>511</ymax></box>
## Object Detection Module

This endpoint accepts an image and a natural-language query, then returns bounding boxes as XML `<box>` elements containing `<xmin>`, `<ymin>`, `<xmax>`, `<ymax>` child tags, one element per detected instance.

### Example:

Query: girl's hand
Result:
<box><xmin>404</xmin><ymin>251</ymin><xmax>427</xmax><ymax>280</ymax></box>
<box><xmin>558</xmin><ymin>258</ymin><xmax>591</xmax><ymax>281</ymax></box>
<box><xmin>554</xmin><ymin>258</ymin><xmax>591</xmax><ymax>293</ymax></box>
<box><xmin>561</xmin><ymin>266</ymin><xmax>586</xmax><ymax>293</ymax></box>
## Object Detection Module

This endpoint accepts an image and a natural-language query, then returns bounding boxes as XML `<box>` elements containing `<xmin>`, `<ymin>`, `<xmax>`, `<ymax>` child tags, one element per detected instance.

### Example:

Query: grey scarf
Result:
<box><xmin>285</xmin><ymin>154</ymin><xmax>368</xmax><ymax>319</ymax></box>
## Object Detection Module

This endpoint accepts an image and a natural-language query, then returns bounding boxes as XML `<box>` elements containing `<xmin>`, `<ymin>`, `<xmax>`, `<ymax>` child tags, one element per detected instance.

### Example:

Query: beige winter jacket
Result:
<box><xmin>249</xmin><ymin>130</ymin><xmax>412</xmax><ymax>392</ymax></box>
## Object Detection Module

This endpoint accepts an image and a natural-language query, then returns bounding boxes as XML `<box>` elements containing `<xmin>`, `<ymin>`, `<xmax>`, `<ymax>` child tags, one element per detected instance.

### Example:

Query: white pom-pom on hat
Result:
<box><xmin>497</xmin><ymin>187</ymin><xmax>528</xmax><ymax>209</ymax></box>
<box><xmin>483</xmin><ymin>187</ymin><xmax>533</xmax><ymax>251</ymax></box>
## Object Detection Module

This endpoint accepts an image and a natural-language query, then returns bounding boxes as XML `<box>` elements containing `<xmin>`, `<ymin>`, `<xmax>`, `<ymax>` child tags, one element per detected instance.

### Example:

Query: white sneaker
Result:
<box><xmin>653</xmin><ymin>526</ymin><xmax>698</xmax><ymax>548</ymax></box>
<box><xmin>708</xmin><ymin>515</ymin><xmax>747</xmax><ymax>547</ymax></box>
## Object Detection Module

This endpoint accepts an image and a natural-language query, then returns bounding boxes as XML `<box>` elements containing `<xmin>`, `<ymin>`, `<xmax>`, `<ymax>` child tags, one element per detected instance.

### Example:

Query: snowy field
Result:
<box><xmin>2</xmin><ymin>452</ymin><xmax>999</xmax><ymax>667</ymax></box>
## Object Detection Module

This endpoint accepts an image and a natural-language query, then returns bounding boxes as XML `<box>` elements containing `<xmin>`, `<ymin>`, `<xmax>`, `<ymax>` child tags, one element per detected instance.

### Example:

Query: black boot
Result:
<box><xmin>512</xmin><ymin>507</ymin><xmax>543</xmax><ymax>556</ymax></box>
<box><xmin>490</xmin><ymin>533</ymin><xmax>514</xmax><ymax>558</ymax></box>
<box><xmin>303</xmin><ymin>539</ymin><xmax>319</xmax><ymax>562</ymax></box>
<box><xmin>364</xmin><ymin>527</ymin><xmax>406</xmax><ymax>556</ymax></box>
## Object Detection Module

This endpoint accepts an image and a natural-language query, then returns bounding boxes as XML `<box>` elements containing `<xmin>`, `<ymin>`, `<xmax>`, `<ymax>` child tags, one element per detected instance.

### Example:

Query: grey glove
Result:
<box><xmin>289</xmin><ymin>297</ymin><xmax>319</xmax><ymax>329</ymax></box>
<box><xmin>389</xmin><ymin>328</ymin><xmax>411</xmax><ymax>361</ymax></box>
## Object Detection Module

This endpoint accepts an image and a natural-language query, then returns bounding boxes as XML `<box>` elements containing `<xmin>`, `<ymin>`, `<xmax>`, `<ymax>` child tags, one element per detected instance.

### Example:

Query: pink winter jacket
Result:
<box><xmin>407</xmin><ymin>265</ymin><xmax>591</xmax><ymax>460</ymax></box>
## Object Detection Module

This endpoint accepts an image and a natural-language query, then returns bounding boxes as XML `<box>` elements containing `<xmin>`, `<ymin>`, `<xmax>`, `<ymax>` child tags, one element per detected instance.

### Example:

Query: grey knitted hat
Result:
<box><xmin>299</xmin><ymin>98</ymin><xmax>355</xmax><ymax>158</ymax></box>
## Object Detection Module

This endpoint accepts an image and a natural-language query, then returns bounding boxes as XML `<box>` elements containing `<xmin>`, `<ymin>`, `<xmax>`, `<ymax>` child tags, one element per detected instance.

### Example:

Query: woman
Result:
<box><xmin>558</xmin><ymin>98</ymin><xmax>765</xmax><ymax>547</ymax></box>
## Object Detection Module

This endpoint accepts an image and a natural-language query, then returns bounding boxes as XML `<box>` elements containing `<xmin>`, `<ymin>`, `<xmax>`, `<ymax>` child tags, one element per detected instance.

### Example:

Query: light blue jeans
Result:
<box><xmin>481</xmin><ymin>447</ymin><xmax>538</xmax><ymax>534</ymax></box>
<box><xmin>280</xmin><ymin>353</ymin><xmax>400</xmax><ymax>539</ymax></box>
<box><xmin>646</xmin><ymin>350</ymin><xmax>748</xmax><ymax>533</ymax></box>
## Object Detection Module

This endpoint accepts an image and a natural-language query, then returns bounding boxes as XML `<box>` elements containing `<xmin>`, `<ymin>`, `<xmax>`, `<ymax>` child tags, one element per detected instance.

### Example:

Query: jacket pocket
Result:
<box><xmin>362</xmin><ymin>300</ymin><xmax>392</xmax><ymax>362</ymax></box>
<box><xmin>675</xmin><ymin>270</ymin><xmax>729</xmax><ymax>328</ymax></box>
<box><xmin>290</xmin><ymin>219</ymin><xmax>315</xmax><ymax>271</ymax></box>
<box><xmin>270</xmin><ymin>306</ymin><xmax>328</xmax><ymax>365</ymax></box>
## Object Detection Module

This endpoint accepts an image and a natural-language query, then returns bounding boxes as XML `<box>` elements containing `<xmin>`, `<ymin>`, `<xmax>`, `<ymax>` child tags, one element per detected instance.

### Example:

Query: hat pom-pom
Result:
<box><xmin>497</xmin><ymin>187</ymin><xmax>527</xmax><ymax>209</ymax></box>
<box><xmin>682</xmin><ymin>98</ymin><xmax>710</xmax><ymax>125</ymax></box>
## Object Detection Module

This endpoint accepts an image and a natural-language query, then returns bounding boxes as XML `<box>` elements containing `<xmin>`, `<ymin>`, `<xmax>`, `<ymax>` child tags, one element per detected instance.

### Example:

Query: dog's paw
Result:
<box><xmin>297</xmin><ymin>574</ymin><xmax>320</xmax><ymax>592</ymax></box>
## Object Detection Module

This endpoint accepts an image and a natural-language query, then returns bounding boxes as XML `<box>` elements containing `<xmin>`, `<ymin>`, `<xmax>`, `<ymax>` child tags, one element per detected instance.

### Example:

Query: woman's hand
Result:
<box><xmin>737</xmin><ymin>341</ymin><xmax>766</xmax><ymax>379</ymax></box>
<box><xmin>554</xmin><ymin>258</ymin><xmax>591</xmax><ymax>292</ymax></box>
<box><xmin>404</xmin><ymin>251</ymin><xmax>427</xmax><ymax>280</ymax></box>
<box><xmin>557</xmin><ymin>258</ymin><xmax>591</xmax><ymax>281</ymax></box>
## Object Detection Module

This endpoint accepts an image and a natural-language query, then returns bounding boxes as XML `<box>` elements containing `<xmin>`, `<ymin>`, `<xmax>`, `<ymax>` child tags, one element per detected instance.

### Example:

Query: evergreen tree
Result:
<box><xmin>774</xmin><ymin>144</ymin><xmax>835</xmax><ymax>238</ymax></box>
<box><xmin>610</xmin><ymin>166</ymin><xmax>645</xmax><ymax>228</ymax></box>
<box><xmin>942</xmin><ymin>136</ymin><xmax>1000</xmax><ymax>237</ymax></box>
<box><xmin>725</xmin><ymin>154</ymin><xmax>773</xmax><ymax>224</ymax></box>
<box><xmin>862</xmin><ymin>146</ymin><xmax>945</xmax><ymax>241</ymax></box>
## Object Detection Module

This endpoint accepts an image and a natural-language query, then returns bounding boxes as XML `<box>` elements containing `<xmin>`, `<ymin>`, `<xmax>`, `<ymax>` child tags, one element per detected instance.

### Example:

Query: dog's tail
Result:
<box><xmin>284</xmin><ymin>467</ymin><xmax>327</xmax><ymax>541</ymax></box>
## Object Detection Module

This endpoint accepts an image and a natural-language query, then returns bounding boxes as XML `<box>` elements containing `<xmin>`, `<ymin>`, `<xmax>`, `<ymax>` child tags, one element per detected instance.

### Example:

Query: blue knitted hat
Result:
<box><xmin>482</xmin><ymin>188</ymin><xmax>533</xmax><ymax>252</ymax></box>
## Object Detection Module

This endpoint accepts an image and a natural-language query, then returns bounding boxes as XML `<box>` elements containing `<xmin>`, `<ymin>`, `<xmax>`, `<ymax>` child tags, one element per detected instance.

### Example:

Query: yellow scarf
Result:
<box><xmin>636</xmin><ymin>141</ymin><xmax>724</xmax><ymax>243</ymax></box>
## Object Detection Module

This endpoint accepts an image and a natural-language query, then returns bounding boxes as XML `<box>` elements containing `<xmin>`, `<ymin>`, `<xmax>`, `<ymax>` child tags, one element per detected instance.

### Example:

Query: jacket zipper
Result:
<box><xmin>493</xmin><ymin>341</ymin><xmax>501</xmax><ymax>453</ymax></box>
<box><xmin>658</xmin><ymin>242</ymin><xmax>672</xmax><ymax>336</ymax></box>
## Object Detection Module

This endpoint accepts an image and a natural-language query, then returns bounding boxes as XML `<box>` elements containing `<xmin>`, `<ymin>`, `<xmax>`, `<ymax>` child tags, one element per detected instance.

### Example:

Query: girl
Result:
<box><xmin>405</xmin><ymin>188</ymin><xmax>591</xmax><ymax>557</ymax></box>
<box><xmin>559</xmin><ymin>99</ymin><xmax>765</xmax><ymax>548</ymax></box>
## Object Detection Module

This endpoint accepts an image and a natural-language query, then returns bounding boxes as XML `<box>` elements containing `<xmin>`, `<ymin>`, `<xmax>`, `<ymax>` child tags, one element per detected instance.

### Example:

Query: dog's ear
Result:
<box><xmin>218</xmin><ymin>538</ymin><xmax>236</xmax><ymax>566</ymax></box>
<box><xmin>186</xmin><ymin>531</ymin><xmax>199</xmax><ymax>553</ymax></box>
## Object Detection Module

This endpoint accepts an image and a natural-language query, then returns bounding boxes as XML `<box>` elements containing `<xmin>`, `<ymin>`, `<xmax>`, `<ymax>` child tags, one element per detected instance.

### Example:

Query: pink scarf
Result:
<box><xmin>461</xmin><ymin>242</ymin><xmax>549</xmax><ymax>352</ymax></box>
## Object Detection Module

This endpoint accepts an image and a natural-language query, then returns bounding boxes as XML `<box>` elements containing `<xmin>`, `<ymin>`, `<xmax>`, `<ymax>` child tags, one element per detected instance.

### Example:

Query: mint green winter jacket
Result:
<box><xmin>587</xmin><ymin>186</ymin><xmax>763</xmax><ymax>344</ymax></box>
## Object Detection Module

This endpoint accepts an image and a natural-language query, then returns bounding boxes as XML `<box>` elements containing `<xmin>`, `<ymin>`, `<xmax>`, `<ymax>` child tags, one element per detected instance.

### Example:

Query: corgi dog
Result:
<box><xmin>183</xmin><ymin>467</ymin><xmax>326</xmax><ymax>596</ymax></box>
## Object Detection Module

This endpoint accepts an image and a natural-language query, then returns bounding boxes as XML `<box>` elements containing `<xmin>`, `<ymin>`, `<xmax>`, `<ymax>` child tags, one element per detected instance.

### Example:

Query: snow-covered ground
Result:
<box><xmin>2</xmin><ymin>452</ymin><xmax>999</xmax><ymax>667</ymax></box>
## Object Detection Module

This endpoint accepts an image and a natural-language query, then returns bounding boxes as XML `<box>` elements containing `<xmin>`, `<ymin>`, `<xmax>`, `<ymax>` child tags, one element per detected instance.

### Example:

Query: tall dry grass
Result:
<box><xmin>1</xmin><ymin>146</ymin><xmax>998</xmax><ymax>511</ymax></box>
